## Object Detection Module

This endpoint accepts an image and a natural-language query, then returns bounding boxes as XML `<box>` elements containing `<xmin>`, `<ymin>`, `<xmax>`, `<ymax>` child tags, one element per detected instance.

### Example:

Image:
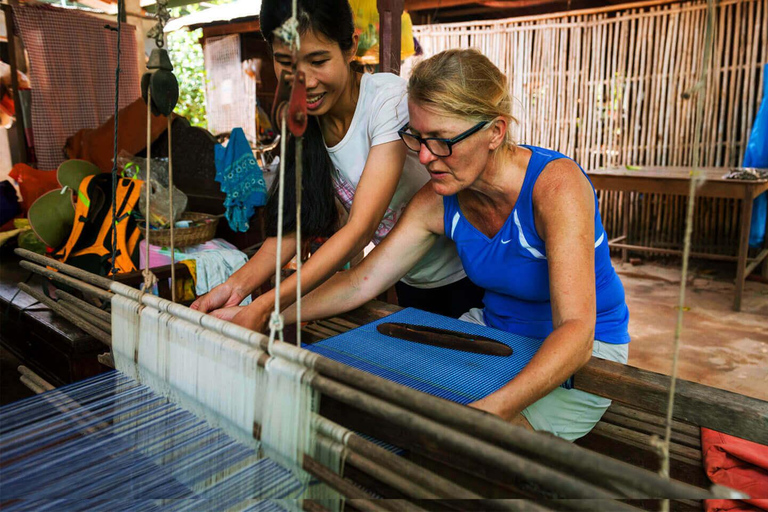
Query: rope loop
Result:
<box><xmin>140</xmin><ymin>268</ymin><xmax>158</xmax><ymax>293</ymax></box>
<box><xmin>274</xmin><ymin>17</ymin><xmax>301</xmax><ymax>52</ymax></box>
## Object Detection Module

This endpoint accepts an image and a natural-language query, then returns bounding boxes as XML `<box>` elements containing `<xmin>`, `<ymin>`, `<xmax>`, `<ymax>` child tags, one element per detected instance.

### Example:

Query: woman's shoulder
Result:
<box><xmin>361</xmin><ymin>72</ymin><xmax>407</xmax><ymax>103</ymax></box>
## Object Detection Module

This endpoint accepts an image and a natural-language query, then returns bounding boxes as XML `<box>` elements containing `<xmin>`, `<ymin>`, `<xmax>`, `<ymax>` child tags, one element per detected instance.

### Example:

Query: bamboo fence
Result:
<box><xmin>203</xmin><ymin>34</ymin><xmax>258</xmax><ymax>143</ymax></box>
<box><xmin>410</xmin><ymin>0</ymin><xmax>767</xmax><ymax>256</ymax></box>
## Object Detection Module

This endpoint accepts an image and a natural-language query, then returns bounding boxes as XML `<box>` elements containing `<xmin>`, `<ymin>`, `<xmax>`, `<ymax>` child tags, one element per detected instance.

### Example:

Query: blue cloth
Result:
<box><xmin>214</xmin><ymin>128</ymin><xmax>267</xmax><ymax>232</ymax></box>
<box><xmin>443</xmin><ymin>145</ymin><xmax>630</xmax><ymax>344</ymax></box>
<box><xmin>745</xmin><ymin>64</ymin><xmax>768</xmax><ymax>248</ymax></box>
<box><xmin>304</xmin><ymin>308</ymin><xmax>555</xmax><ymax>404</ymax></box>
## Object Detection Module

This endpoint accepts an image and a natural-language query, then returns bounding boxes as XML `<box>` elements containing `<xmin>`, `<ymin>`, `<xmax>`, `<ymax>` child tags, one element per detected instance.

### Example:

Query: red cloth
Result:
<box><xmin>702</xmin><ymin>428</ymin><xmax>768</xmax><ymax>512</ymax></box>
<box><xmin>11</xmin><ymin>4</ymin><xmax>140</xmax><ymax>171</ymax></box>
<box><xmin>8</xmin><ymin>163</ymin><xmax>59</xmax><ymax>214</ymax></box>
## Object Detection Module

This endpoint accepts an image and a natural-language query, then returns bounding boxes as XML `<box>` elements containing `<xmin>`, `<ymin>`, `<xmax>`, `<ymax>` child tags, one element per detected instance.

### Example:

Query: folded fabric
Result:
<box><xmin>214</xmin><ymin>127</ymin><xmax>267</xmax><ymax>232</ymax></box>
<box><xmin>702</xmin><ymin>428</ymin><xmax>768</xmax><ymax>512</ymax></box>
<box><xmin>140</xmin><ymin>238</ymin><xmax>251</xmax><ymax>305</ymax></box>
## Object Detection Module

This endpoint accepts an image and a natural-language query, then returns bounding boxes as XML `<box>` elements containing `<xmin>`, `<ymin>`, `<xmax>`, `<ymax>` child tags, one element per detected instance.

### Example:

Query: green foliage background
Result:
<box><xmin>168</xmin><ymin>26</ymin><xmax>207</xmax><ymax>128</ymax></box>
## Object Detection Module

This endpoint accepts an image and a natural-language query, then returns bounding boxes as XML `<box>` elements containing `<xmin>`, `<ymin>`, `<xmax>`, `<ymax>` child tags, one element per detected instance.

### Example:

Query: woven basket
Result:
<box><xmin>139</xmin><ymin>212</ymin><xmax>219</xmax><ymax>248</ymax></box>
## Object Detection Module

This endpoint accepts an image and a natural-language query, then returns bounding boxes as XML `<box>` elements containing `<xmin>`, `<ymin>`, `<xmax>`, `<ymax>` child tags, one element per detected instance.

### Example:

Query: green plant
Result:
<box><xmin>167</xmin><ymin>27</ymin><xmax>207</xmax><ymax>128</ymax></box>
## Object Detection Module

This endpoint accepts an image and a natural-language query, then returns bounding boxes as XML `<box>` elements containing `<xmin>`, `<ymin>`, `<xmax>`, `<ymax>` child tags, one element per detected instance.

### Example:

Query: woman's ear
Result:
<box><xmin>488</xmin><ymin>117</ymin><xmax>508</xmax><ymax>151</ymax></box>
<box><xmin>348</xmin><ymin>33</ymin><xmax>360</xmax><ymax>63</ymax></box>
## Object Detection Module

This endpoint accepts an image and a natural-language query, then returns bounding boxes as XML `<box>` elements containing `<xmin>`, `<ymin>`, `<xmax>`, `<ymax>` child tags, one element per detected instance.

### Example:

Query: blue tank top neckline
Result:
<box><xmin>444</xmin><ymin>144</ymin><xmax>630</xmax><ymax>345</ymax></box>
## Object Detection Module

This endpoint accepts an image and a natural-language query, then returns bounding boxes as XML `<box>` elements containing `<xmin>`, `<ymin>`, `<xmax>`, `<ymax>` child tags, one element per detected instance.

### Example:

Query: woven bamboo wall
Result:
<box><xmin>410</xmin><ymin>0</ymin><xmax>767</xmax><ymax>256</ymax></box>
<box><xmin>203</xmin><ymin>35</ymin><xmax>258</xmax><ymax>143</ymax></box>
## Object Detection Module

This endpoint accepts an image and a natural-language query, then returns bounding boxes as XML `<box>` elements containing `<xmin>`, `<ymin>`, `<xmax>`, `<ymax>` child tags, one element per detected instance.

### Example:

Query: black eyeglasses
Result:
<box><xmin>397</xmin><ymin>121</ymin><xmax>490</xmax><ymax>157</ymax></box>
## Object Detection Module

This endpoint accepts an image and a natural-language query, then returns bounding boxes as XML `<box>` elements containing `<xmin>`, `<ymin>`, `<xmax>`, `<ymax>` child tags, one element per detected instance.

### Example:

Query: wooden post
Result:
<box><xmin>377</xmin><ymin>0</ymin><xmax>404</xmax><ymax>75</ymax></box>
<box><xmin>734</xmin><ymin>186</ymin><xmax>753</xmax><ymax>311</ymax></box>
<box><xmin>763</xmin><ymin>190</ymin><xmax>768</xmax><ymax>279</ymax></box>
<box><xmin>622</xmin><ymin>191</ymin><xmax>630</xmax><ymax>262</ymax></box>
<box><xmin>2</xmin><ymin>4</ymin><xmax>27</xmax><ymax>164</ymax></box>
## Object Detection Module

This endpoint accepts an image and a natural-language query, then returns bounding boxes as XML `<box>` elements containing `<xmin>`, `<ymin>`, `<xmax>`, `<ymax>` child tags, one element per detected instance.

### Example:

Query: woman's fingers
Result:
<box><xmin>191</xmin><ymin>285</ymin><xmax>233</xmax><ymax>313</ymax></box>
<box><xmin>210</xmin><ymin>306</ymin><xmax>242</xmax><ymax>322</ymax></box>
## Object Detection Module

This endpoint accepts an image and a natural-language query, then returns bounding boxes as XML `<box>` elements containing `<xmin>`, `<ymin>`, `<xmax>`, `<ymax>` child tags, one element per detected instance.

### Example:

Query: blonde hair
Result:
<box><xmin>407</xmin><ymin>48</ymin><xmax>518</xmax><ymax>147</ymax></box>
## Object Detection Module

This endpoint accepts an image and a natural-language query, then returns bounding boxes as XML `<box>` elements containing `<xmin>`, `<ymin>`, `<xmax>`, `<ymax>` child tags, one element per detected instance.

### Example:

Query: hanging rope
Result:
<box><xmin>142</xmin><ymin>89</ymin><xmax>158</xmax><ymax>293</ymax></box>
<box><xmin>109</xmin><ymin>0</ymin><xmax>124</xmax><ymax>278</ymax></box>
<box><xmin>168</xmin><ymin>118</ymin><xmax>176</xmax><ymax>303</ymax></box>
<box><xmin>658</xmin><ymin>0</ymin><xmax>716</xmax><ymax>509</ymax></box>
<box><xmin>269</xmin><ymin>115</ymin><xmax>289</xmax><ymax>349</ymax></box>
<box><xmin>269</xmin><ymin>0</ymin><xmax>302</xmax><ymax>350</ymax></box>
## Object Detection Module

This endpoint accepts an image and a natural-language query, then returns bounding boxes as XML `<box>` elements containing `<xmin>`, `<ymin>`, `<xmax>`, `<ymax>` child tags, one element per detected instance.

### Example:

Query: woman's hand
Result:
<box><xmin>208</xmin><ymin>295</ymin><xmax>273</xmax><ymax>333</ymax></box>
<box><xmin>190</xmin><ymin>281</ymin><xmax>248</xmax><ymax>313</ymax></box>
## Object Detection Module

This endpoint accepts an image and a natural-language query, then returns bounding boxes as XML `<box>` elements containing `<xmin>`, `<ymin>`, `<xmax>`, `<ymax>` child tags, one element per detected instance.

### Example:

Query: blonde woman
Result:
<box><xmin>281</xmin><ymin>49</ymin><xmax>630</xmax><ymax>441</ymax></box>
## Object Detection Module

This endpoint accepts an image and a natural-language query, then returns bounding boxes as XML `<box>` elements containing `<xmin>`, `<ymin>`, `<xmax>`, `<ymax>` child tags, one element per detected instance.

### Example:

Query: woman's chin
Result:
<box><xmin>430</xmin><ymin>180</ymin><xmax>458</xmax><ymax>196</ymax></box>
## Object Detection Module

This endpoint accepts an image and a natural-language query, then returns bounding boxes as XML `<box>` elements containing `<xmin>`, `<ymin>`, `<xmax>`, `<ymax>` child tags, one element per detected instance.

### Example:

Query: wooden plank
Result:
<box><xmin>590</xmin><ymin>422</ymin><xmax>702</xmax><ymax>464</ymax></box>
<box><xmin>608</xmin><ymin>403</ymin><xmax>701</xmax><ymax>438</ymax></box>
<box><xmin>608</xmin><ymin>242</ymin><xmax>740</xmax><ymax>261</ymax></box>
<box><xmin>600</xmin><ymin>411</ymin><xmax>701</xmax><ymax>451</ymax></box>
<box><xmin>574</xmin><ymin>357</ymin><xmax>768</xmax><ymax>445</ymax></box>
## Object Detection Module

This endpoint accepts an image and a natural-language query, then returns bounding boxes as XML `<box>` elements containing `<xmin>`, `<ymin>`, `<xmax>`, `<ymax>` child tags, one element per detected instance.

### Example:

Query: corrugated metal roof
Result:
<box><xmin>164</xmin><ymin>0</ymin><xmax>261</xmax><ymax>32</ymax></box>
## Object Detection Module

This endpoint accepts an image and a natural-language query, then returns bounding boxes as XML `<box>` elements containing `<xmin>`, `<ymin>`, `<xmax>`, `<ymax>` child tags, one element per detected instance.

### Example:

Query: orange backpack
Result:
<box><xmin>55</xmin><ymin>173</ymin><xmax>142</xmax><ymax>276</ymax></box>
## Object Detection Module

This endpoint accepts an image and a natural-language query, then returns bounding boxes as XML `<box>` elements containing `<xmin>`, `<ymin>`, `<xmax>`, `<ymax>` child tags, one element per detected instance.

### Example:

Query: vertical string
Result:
<box><xmin>658</xmin><ymin>1</ymin><xmax>715</xmax><ymax>510</ymax></box>
<box><xmin>142</xmin><ymin>90</ymin><xmax>157</xmax><ymax>293</ymax></box>
<box><xmin>110</xmin><ymin>0</ymin><xmax>124</xmax><ymax>277</ymax></box>
<box><xmin>294</xmin><ymin>137</ymin><xmax>302</xmax><ymax>347</ymax></box>
<box><xmin>168</xmin><ymin>117</ymin><xmax>176</xmax><ymax>303</ymax></box>
<box><xmin>269</xmin><ymin>0</ymin><xmax>300</xmax><ymax>348</ymax></box>
<box><xmin>269</xmin><ymin>116</ymin><xmax>289</xmax><ymax>348</ymax></box>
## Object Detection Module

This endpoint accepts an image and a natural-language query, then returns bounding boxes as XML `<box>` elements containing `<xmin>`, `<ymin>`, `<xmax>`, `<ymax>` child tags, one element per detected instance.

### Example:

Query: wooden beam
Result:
<box><xmin>574</xmin><ymin>357</ymin><xmax>768</xmax><ymax>445</ymax></box>
<box><xmin>199</xmin><ymin>19</ymin><xmax>260</xmax><ymax>39</ymax></box>
<box><xmin>377</xmin><ymin>0</ymin><xmax>404</xmax><ymax>75</ymax></box>
<box><xmin>405</xmin><ymin>0</ymin><xmax>484</xmax><ymax>10</ymax></box>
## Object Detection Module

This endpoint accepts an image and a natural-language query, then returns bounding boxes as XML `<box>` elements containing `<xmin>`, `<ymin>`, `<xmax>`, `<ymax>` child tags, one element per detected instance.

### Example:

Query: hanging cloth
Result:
<box><xmin>214</xmin><ymin>127</ymin><xmax>267</xmax><ymax>232</ymax></box>
<box><xmin>11</xmin><ymin>4</ymin><xmax>140</xmax><ymax>171</ymax></box>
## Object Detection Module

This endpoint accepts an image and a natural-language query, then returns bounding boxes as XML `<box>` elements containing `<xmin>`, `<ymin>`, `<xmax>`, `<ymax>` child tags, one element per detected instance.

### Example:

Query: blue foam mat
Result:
<box><xmin>304</xmin><ymin>308</ymin><xmax>547</xmax><ymax>404</ymax></box>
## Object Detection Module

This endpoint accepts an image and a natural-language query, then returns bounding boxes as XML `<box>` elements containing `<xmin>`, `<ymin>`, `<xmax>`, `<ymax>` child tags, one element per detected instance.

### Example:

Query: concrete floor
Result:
<box><xmin>615</xmin><ymin>258</ymin><xmax>768</xmax><ymax>401</ymax></box>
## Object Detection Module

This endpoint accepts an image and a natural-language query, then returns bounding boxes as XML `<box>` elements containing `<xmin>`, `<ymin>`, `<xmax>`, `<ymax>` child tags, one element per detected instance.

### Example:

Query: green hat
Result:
<box><xmin>27</xmin><ymin>189</ymin><xmax>75</xmax><ymax>249</ymax></box>
<box><xmin>57</xmin><ymin>159</ymin><xmax>101</xmax><ymax>191</ymax></box>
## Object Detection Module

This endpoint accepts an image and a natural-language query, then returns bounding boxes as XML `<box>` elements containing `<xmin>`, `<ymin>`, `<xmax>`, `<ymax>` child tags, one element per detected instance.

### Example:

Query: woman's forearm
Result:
<box><xmin>229</xmin><ymin>236</ymin><xmax>298</xmax><ymax>295</ymax></box>
<box><xmin>282</xmin><ymin>267</ymin><xmax>372</xmax><ymax>324</ymax></box>
<box><xmin>267</xmin><ymin>222</ymin><xmax>375</xmax><ymax>311</ymax></box>
<box><xmin>473</xmin><ymin>321</ymin><xmax>594</xmax><ymax>420</ymax></box>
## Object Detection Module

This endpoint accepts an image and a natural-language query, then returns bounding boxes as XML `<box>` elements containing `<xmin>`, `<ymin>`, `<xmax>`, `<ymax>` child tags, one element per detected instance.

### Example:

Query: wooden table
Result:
<box><xmin>586</xmin><ymin>167</ymin><xmax>768</xmax><ymax>311</ymax></box>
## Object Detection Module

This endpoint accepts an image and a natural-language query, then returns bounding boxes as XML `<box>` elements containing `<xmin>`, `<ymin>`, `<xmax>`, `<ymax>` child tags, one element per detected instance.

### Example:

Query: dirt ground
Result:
<box><xmin>614</xmin><ymin>257</ymin><xmax>768</xmax><ymax>401</ymax></box>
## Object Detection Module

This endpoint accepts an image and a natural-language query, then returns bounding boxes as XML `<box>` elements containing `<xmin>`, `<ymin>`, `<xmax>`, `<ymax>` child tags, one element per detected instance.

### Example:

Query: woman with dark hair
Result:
<box><xmin>191</xmin><ymin>0</ymin><xmax>482</xmax><ymax>329</ymax></box>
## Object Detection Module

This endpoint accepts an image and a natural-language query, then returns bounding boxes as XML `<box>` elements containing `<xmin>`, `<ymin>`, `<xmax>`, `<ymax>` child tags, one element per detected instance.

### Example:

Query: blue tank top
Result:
<box><xmin>443</xmin><ymin>145</ymin><xmax>630</xmax><ymax>344</ymax></box>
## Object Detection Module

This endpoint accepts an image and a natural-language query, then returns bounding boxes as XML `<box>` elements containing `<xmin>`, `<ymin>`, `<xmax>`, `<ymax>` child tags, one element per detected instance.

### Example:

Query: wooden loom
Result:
<box><xmin>6</xmin><ymin>247</ymin><xmax>767</xmax><ymax>511</ymax></box>
<box><xmin>5</xmin><ymin>1</ymin><xmax>767</xmax><ymax>509</ymax></box>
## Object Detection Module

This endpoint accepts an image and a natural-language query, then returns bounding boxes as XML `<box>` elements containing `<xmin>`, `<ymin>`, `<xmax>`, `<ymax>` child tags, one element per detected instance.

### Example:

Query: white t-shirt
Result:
<box><xmin>325</xmin><ymin>72</ymin><xmax>465</xmax><ymax>289</ymax></box>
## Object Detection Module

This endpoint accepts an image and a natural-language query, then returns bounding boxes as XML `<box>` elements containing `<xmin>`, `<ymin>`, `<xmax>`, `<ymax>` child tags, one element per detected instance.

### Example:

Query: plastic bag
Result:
<box><xmin>117</xmin><ymin>151</ymin><xmax>188</xmax><ymax>228</ymax></box>
<box><xmin>744</xmin><ymin>64</ymin><xmax>768</xmax><ymax>248</ymax></box>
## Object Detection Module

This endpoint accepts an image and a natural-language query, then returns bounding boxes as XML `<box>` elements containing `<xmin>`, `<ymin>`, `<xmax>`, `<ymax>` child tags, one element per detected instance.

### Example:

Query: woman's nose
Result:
<box><xmin>296</xmin><ymin>64</ymin><xmax>319</xmax><ymax>90</ymax></box>
<box><xmin>419</xmin><ymin>143</ymin><xmax>437</xmax><ymax>165</ymax></box>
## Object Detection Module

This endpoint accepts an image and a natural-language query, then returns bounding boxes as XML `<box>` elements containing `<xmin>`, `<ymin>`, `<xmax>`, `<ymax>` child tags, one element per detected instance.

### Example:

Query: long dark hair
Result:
<box><xmin>260</xmin><ymin>0</ymin><xmax>356</xmax><ymax>238</ymax></box>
